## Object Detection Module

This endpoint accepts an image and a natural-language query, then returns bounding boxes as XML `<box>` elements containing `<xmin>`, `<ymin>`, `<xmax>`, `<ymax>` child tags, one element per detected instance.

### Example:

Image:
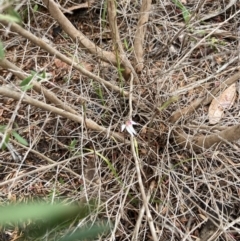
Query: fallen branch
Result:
<box><xmin>134</xmin><ymin>0</ymin><xmax>152</xmax><ymax>73</ymax></box>
<box><xmin>107</xmin><ymin>0</ymin><xmax>130</xmax><ymax>77</ymax></box>
<box><xmin>0</xmin><ymin>58</ymin><xmax>78</xmax><ymax>115</ymax></box>
<box><xmin>0</xmin><ymin>151</ymin><xmax>94</xmax><ymax>188</ymax></box>
<box><xmin>128</xmin><ymin>74</ymin><xmax>158</xmax><ymax>241</ymax></box>
<box><xmin>170</xmin><ymin>69</ymin><xmax>240</xmax><ymax>123</ymax></box>
<box><xmin>174</xmin><ymin>124</ymin><xmax>240</xmax><ymax>153</ymax></box>
<box><xmin>0</xmin><ymin>87</ymin><xmax>125</xmax><ymax>142</ymax></box>
<box><xmin>0</xmin><ymin>20</ymin><xmax>129</xmax><ymax>97</ymax></box>
<box><xmin>42</xmin><ymin>0</ymin><xmax>119</xmax><ymax>67</ymax></box>
<box><xmin>107</xmin><ymin>0</ymin><xmax>139</xmax><ymax>82</ymax></box>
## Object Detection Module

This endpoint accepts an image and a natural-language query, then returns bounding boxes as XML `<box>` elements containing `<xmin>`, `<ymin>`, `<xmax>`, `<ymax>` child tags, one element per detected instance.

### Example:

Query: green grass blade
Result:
<box><xmin>0</xmin><ymin>203</ymin><xmax>88</xmax><ymax>224</ymax></box>
<box><xmin>59</xmin><ymin>222</ymin><xmax>111</xmax><ymax>241</ymax></box>
<box><xmin>0</xmin><ymin>41</ymin><xmax>5</xmax><ymax>59</ymax></box>
<box><xmin>12</xmin><ymin>130</ymin><xmax>28</xmax><ymax>146</ymax></box>
<box><xmin>172</xmin><ymin>0</ymin><xmax>191</xmax><ymax>23</ymax></box>
<box><xmin>158</xmin><ymin>96</ymin><xmax>178</xmax><ymax>111</ymax></box>
<box><xmin>84</xmin><ymin>148</ymin><xmax>122</xmax><ymax>185</ymax></box>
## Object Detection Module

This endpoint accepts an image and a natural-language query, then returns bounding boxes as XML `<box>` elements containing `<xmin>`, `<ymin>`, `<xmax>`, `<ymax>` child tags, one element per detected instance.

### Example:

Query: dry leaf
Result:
<box><xmin>54</xmin><ymin>58</ymin><xmax>69</xmax><ymax>70</ymax></box>
<box><xmin>82</xmin><ymin>62</ymin><xmax>93</xmax><ymax>72</ymax></box>
<box><xmin>208</xmin><ymin>83</ymin><xmax>236</xmax><ymax>124</ymax></box>
<box><xmin>63</xmin><ymin>0</ymin><xmax>94</xmax><ymax>13</ymax></box>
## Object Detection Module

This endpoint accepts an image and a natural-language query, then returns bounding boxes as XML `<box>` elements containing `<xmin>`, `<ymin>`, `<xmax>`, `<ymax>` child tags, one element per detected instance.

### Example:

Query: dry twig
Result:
<box><xmin>128</xmin><ymin>74</ymin><xmax>158</xmax><ymax>241</ymax></box>
<box><xmin>0</xmin><ymin>20</ymin><xmax>129</xmax><ymax>96</ymax></box>
<box><xmin>0</xmin><ymin>86</ymin><xmax>125</xmax><ymax>142</ymax></box>
<box><xmin>107</xmin><ymin>0</ymin><xmax>139</xmax><ymax>82</ymax></box>
<box><xmin>133</xmin><ymin>0</ymin><xmax>152</xmax><ymax>73</ymax></box>
<box><xmin>0</xmin><ymin>58</ymin><xmax>78</xmax><ymax>114</ymax></box>
<box><xmin>174</xmin><ymin>124</ymin><xmax>240</xmax><ymax>152</ymax></box>
<box><xmin>42</xmin><ymin>0</ymin><xmax>118</xmax><ymax>66</ymax></box>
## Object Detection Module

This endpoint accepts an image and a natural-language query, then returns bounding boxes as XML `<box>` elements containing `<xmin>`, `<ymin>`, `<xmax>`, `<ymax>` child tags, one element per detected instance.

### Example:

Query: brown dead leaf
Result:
<box><xmin>82</xmin><ymin>62</ymin><xmax>93</xmax><ymax>72</ymax></box>
<box><xmin>208</xmin><ymin>83</ymin><xmax>236</xmax><ymax>124</ymax></box>
<box><xmin>54</xmin><ymin>58</ymin><xmax>69</xmax><ymax>70</ymax></box>
<box><xmin>64</xmin><ymin>0</ymin><xmax>94</xmax><ymax>13</ymax></box>
<box><xmin>215</xmin><ymin>56</ymin><xmax>223</xmax><ymax>64</ymax></box>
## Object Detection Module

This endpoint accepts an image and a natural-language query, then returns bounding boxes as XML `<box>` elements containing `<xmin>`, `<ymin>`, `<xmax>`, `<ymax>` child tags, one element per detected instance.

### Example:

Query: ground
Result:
<box><xmin>0</xmin><ymin>0</ymin><xmax>240</xmax><ymax>240</ymax></box>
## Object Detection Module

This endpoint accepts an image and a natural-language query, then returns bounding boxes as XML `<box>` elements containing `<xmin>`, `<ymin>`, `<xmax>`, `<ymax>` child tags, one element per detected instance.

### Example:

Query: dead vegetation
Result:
<box><xmin>0</xmin><ymin>0</ymin><xmax>240</xmax><ymax>240</ymax></box>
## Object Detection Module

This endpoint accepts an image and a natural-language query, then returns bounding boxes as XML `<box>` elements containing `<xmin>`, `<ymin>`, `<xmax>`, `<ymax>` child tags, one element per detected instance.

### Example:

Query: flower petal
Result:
<box><xmin>130</xmin><ymin>120</ymin><xmax>138</xmax><ymax>125</ymax></box>
<box><xmin>121</xmin><ymin>124</ymin><xmax>126</xmax><ymax>132</ymax></box>
<box><xmin>126</xmin><ymin>125</ymin><xmax>137</xmax><ymax>136</ymax></box>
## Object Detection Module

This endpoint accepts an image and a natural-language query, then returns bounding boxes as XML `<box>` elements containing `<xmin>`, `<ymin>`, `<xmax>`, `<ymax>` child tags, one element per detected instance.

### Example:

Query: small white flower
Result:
<box><xmin>121</xmin><ymin>120</ymin><xmax>138</xmax><ymax>136</ymax></box>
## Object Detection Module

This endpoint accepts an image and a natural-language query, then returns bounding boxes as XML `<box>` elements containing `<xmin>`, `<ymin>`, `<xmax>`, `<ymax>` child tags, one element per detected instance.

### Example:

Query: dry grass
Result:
<box><xmin>0</xmin><ymin>0</ymin><xmax>240</xmax><ymax>240</ymax></box>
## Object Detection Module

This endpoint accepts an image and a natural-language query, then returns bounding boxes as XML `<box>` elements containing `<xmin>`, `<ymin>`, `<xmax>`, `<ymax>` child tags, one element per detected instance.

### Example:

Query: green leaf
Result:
<box><xmin>0</xmin><ymin>125</ymin><xmax>7</xmax><ymax>132</ymax></box>
<box><xmin>7</xmin><ymin>8</ymin><xmax>22</xmax><ymax>24</ymax></box>
<box><xmin>0</xmin><ymin>13</ymin><xmax>21</xmax><ymax>23</ymax></box>
<box><xmin>85</xmin><ymin>148</ymin><xmax>122</xmax><ymax>185</ymax></box>
<box><xmin>59</xmin><ymin>222</ymin><xmax>111</xmax><ymax>241</ymax></box>
<box><xmin>12</xmin><ymin>131</ymin><xmax>28</xmax><ymax>146</ymax></box>
<box><xmin>20</xmin><ymin>75</ymin><xmax>34</xmax><ymax>86</ymax></box>
<box><xmin>0</xmin><ymin>202</ymin><xmax>98</xmax><ymax>240</ymax></box>
<box><xmin>21</xmin><ymin>84</ymin><xmax>34</xmax><ymax>91</ymax></box>
<box><xmin>172</xmin><ymin>0</ymin><xmax>191</xmax><ymax>23</ymax></box>
<box><xmin>0</xmin><ymin>41</ymin><xmax>5</xmax><ymax>59</ymax></box>
<box><xmin>158</xmin><ymin>96</ymin><xmax>178</xmax><ymax>111</ymax></box>
<box><xmin>69</xmin><ymin>139</ymin><xmax>77</xmax><ymax>152</ymax></box>
<box><xmin>41</xmin><ymin>70</ymin><xmax>46</xmax><ymax>79</ymax></box>
<box><xmin>0</xmin><ymin>203</ymin><xmax>90</xmax><ymax>224</ymax></box>
<box><xmin>33</xmin><ymin>4</ymin><xmax>39</xmax><ymax>12</ymax></box>
<box><xmin>0</xmin><ymin>133</ymin><xmax>10</xmax><ymax>150</ymax></box>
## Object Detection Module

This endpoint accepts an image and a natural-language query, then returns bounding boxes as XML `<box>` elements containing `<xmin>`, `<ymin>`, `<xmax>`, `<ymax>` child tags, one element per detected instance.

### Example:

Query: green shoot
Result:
<box><xmin>101</xmin><ymin>0</ymin><xmax>108</xmax><ymax>28</ymax></box>
<box><xmin>69</xmin><ymin>139</ymin><xmax>77</xmax><ymax>153</ymax></box>
<box><xmin>93</xmin><ymin>83</ymin><xmax>105</xmax><ymax>106</ymax></box>
<box><xmin>0</xmin><ymin>41</ymin><xmax>5</xmax><ymax>59</ymax></box>
<box><xmin>20</xmin><ymin>70</ymin><xmax>47</xmax><ymax>90</ymax></box>
<box><xmin>158</xmin><ymin>96</ymin><xmax>178</xmax><ymax>111</ymax></box>
<box><xmin>33</xmin><ymin>4</ymin><xmax>39</xmax><ymax>12</ymax></box>
<box><xmin>133</xmin><ymin>138</ymin><xmax>139</xmax><ymax>158</ymax></box>
<box><xmin>0</xmin><ymin>125</ymin><xmax>28</xmax><ymax>149</ymax></box>
<box><xmin>123</xmin><ymin>38</ymin><xmax>133</xmax><ymax>52</ymax></box>
<box><xmin>172</xmin><ymin>0</ymin><xmax>191</xmax><ymax>23</ymax></box>
<box><xmin>85</xmin><ymin>148</ymin><xmax>122</xmax><ymax>185</ymax></box>
<box><xmin>0</xmin><ymin>13</ymin><xmax>21</xmax><ymax>23</ymax></box>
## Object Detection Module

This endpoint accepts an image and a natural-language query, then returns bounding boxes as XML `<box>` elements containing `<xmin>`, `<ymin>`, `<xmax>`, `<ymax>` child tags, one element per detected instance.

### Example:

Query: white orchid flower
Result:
<box><xmin>121</xmin><ymin>120</ymin><xmax>138</xmax><ymax>136</ymax></box>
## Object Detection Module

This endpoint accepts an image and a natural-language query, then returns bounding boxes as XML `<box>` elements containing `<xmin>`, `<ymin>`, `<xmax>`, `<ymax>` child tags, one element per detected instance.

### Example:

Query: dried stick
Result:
<box><xmin>109</xmin><ymin>172</ymin><xmax>136</xmax><ymax>241</ymax></box>
<box><xmin>170</xmin><ymin>69</ymin><xmax>240</xmax><ymax>123</ymax></box>
<box><xmin>202</xmin><ymin>69</ymin><xmax>240</xmax><ymax>105</ymax></box>
<box><xmin>42</xmin><ymin>0</ymin><xmax>116</xmax><ymax>65</ymax></box>
<box><xmin>0</xmin><ymin>151</ymin><xmax>94</xmax><ymax>188</ymax></box>
<box><xmin>128</xmin><ymin>74</ymin><xmax>158</xmax><ymax>241</ymax></box>
<box><xmin>107</xmin><ymin>0</ymin><xmax>130</xmax><ymax>77</ymax></box>
<box><xmin>11</xmin><ymin>139</ymin><xmax>82</xmax><ymax>180</ymax></box>
<box><xmin>171</xmin><ymin>57</ymin><xmax>239</xmax><ymax>96</ymax></box>
<box><xmin>174</xmin><ymin>124</ymin><xmax>240</xmax><ymax>153</ymax></box>
<box><xmin>132</xmin><ymin>181</ymin><xmax>154</xmax><ymax>241</ymax></box>
<box><xmin>42</xmin><ymin>0</ymin><xmax>118</xmax><ymax>67</ymax></box>
<box><xmin>133</xmin><ymin>0</ymin><xmax>152</xmax><ymax>73</ymax></box>
<box><xmin>0</xmin><ymin>58</ymin><xmax>78</xmax><ymax>115</ymax></box>
<box><xmin>0</xmin><ymin>87</ymin><xmax>125</xmax><ymax>142</ymax></box>
<box><xmin>107</xmin><ymin>0</ymin><xmax>139</xmax><ymax>82</ymax></box>
<box><xmin>0</xmin><ymin>20</ymin><xmax>129</xmax><ymax>97</ymax></box>
<box><xmin>170</xmin><ymin>9</ymin><xmax>240</xmax><ymax>75</ymax></box>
